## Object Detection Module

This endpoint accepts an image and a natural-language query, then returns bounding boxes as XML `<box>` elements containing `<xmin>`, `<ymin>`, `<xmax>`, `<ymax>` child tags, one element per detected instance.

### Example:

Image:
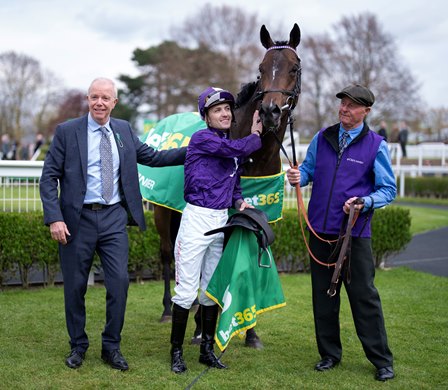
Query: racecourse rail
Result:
<box><xmin>1</xmin><ymin>142</ymin><xmax>447</xmax><ymax>212</ymax></box>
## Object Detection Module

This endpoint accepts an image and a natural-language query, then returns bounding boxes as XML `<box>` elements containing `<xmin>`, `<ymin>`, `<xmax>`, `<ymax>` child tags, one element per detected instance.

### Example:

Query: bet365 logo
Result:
<box><xmin>244</xmin><ymin>192</ymin><xmax>280</xmax><ymax>206</ymax></box>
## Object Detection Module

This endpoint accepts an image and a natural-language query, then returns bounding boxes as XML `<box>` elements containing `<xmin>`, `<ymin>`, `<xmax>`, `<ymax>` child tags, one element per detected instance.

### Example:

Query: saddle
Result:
<box><xmin>204</xmin><ymin>208</ymin><xmax>275</xmax><ymax>268</ymax></box>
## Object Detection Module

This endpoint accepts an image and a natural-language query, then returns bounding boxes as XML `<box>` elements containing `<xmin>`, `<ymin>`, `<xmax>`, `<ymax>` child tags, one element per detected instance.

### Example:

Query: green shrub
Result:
<box><xmin>0</xmin><ymin>206</ymin><xmax>413</xmax><ymax>288</ymax></box>
<box><xmin>270</xmin><ymin>206</ymin><xmax>412</xmax><ymax>270</ymax></box>
<box><xmin>0</xmin><ymin>212</ymin><xmax>59</xmax><ymax>288</ymax></box>
<box><xmin>399</xmin><ymin>176</ymin><xmax>448</xmax><ymax>198</ymax></box>
<box><xmin>371</xmin><ymin>206</ymin><xmax>412</xmax><ymax>267</ymax></box>
<box><xmin>127</xmin><ymin>211</ymin><xmax>161</xmax><ymax>283</ymax></box>
<box><xmin>271</xmin><ymin>209</ymin><xmax>309</xmax><ymax>272</ymax></box>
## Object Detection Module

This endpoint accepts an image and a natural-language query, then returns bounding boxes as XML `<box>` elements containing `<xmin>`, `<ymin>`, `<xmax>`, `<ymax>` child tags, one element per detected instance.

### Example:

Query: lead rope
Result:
<box><xmin>273</xmin><ymin>111</ymin><xmax>359</xmax><ymax>267</ymax></box>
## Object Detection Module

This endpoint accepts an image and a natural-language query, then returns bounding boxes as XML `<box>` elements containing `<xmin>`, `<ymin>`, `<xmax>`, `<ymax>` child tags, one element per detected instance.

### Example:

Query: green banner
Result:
<box><xmin>206</xmin><ymin>227</ymin><xmax>286</xmax><ymax>351</ymax></box>
<box><xmin>138</xmin><ymin>112</ymin><xmax>285</xmax><ymax>221</ymax></box>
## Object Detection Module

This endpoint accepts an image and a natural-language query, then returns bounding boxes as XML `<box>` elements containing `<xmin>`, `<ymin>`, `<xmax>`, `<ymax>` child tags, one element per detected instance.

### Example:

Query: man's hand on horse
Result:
<box><xmin>250</xmin><ymin>110</ymin><xmax>262</xmax><ymax>136</ymax></box>
<box><xmin>286</xmin><ymin>167</ymin><xmax>300</xmax><ymax>185</ymax></box>
<box><xmin>343</xmin><ymin>197</ymin><xmax>365</xmax><ymax>214</ymax></box>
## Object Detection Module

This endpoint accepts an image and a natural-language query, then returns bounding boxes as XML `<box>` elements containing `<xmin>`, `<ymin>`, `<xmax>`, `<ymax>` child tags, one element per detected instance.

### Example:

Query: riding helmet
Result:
<box><xmin>198</xmin><ymin>87</ymin><xmax>235</xmax><ymax>120</ymax></box>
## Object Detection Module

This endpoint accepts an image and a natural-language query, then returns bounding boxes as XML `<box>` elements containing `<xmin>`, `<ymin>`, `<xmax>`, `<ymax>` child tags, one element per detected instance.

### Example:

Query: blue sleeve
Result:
<box><xmin>298</xmin><ymin>132</ymin><xmax>318</xmax><ymax>187</ymax></box>
<box><xmin>362</xmin><ymin>140</ymin><xmax>397</xmax><ymax>211</ymax></box>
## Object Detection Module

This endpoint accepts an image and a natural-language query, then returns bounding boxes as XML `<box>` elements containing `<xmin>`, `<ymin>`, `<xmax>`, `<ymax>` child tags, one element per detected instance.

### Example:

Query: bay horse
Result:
<box><xmin>154</xmin><ymin>23</ymin><xmax>302</xmax><ymax>348</ymax></box>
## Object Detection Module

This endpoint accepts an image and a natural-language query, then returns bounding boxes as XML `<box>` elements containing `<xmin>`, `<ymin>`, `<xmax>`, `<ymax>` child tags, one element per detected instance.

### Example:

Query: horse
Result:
<box><xmin>154</xmin><ymin>23</ymin><xmax>302</xmax><ymax>348</ymax></box>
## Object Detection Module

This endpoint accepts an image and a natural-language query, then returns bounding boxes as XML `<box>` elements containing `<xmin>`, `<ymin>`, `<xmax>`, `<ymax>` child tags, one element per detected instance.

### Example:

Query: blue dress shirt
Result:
<box><xmin>84</xmin><ymin>113</ymin><xmax>121</xmax><ymax>204</ymax></box>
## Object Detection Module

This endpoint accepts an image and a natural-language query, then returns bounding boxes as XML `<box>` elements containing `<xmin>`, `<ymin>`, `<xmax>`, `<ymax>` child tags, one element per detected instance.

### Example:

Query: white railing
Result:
<box><xmin>0</xmin><ymin>160</ymin><xmax>44</xmax><ymax>212</ymax></box>
<box><xmin>1</xmin><ymin>142</ymin><xmax>447</xmax><ymax>212</ymax></box>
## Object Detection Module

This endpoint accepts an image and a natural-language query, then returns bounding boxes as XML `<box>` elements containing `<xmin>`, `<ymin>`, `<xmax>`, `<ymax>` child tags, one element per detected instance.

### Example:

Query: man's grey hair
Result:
<box><xmin>88</xmin><ymin>77</ymin><xmax>118</xmax><ymax>98</ymax></box>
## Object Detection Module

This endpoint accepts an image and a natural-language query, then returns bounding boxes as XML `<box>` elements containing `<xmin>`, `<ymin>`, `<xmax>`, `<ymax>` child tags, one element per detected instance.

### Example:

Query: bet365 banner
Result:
<box><xmin>138</xmin><ymin>112</ymin><xmax>285</xmax><ymax>222</ymax></box>
<box><xmin>206</xmin><ymin>228</ymin><xmax>286</xmax><ymax>351</ymax></box>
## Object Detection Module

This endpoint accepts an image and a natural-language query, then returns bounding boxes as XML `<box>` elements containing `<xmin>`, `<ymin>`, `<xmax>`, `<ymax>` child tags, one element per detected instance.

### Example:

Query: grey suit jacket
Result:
<box><xmin>40</xmin><ymin>114</ymin><xmax>185</xmax><ymax>236</ymax></box>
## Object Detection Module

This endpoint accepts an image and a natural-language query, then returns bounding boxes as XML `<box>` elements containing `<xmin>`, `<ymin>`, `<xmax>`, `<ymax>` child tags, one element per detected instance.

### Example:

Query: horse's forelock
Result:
<box><xmin>274</xmin><ymin>40</ymin><xmax>288</xmax><ymax>46</ymax></box>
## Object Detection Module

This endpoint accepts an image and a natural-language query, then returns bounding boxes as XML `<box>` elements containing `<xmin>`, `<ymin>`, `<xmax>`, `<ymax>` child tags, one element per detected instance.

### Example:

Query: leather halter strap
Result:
<box><xmin>327</xmin><ymin>201</ymin><xmax>358</xmax><ymax>297</ymax></box>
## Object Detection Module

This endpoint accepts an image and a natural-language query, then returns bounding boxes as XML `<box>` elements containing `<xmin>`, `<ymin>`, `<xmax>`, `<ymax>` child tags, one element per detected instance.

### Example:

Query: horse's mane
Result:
<box><xmin>235</xmin><ymin>81</ymin><xmax>258</xmax><ymax>109</ymax></box>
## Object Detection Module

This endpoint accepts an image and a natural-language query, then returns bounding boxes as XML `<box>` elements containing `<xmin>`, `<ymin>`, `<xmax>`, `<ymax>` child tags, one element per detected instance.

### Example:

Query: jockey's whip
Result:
<box><xmin>184</xmin><ymin>350</ymin><xmax>226</xmax><ymax>390</ymax></box>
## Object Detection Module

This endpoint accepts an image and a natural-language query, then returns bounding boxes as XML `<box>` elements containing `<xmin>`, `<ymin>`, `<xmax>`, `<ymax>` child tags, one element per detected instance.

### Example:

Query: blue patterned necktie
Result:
<box><xmin>338</xmin><ymin>131</ymin><xmax>349</xmax><ymax>159</ymax></box>
<box><xmin>99</xmin><ymin>127</ymin><xmax>113</xmax><ymax>203</ymax></box>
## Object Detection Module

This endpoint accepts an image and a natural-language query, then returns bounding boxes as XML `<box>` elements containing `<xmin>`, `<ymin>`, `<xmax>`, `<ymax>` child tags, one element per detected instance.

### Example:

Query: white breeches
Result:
<box><xmin>171</xmin><ymin>203</ymin><xmax>227</xmax><ymax>309</ymax></box>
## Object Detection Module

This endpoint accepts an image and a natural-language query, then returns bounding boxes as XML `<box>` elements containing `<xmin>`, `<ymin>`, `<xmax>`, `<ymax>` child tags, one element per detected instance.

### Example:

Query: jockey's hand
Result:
<box><xmin>251</xmin><ymin>110</ymin><xmax>262</xmax><ymax>136</ymax></box>
<box><xmin>286</xmin><ymin>167</ymin><xmax>300</xmax><ymax>185</ymax></box>
<box><xmin>343</xmin><ymin>197</ymin><xmax>365</xmax><ymax>214</ymax></box>
<box><xmin>50</xmin><ymin>221</ymin><xmax>71</xmax><ymax>245</ymax></box>
<box><xmin>238</xmin><ymin>200</ymin><xmax>254</xmax><ymax>211</ymax></box>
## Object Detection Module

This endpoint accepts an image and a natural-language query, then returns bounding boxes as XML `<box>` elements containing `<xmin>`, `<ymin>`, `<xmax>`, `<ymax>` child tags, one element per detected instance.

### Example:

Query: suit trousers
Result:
<box><xmin>309</xmin><ymin>232</ymin><xmax>393</xmax><ymax>369</ymax></box>
<box><xmin>59</xmin><ymin>202</ymin><xmax>129</xmax><ymax>353</ymax></box>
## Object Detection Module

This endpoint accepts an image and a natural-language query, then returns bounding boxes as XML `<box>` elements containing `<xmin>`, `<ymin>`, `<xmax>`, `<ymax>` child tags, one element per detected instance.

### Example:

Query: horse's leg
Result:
<box><xmin>191</xmin><ymin>304</ymin><xmax>202</xmax><ymax>345</ymax></box>
<box><xmin>245</xmin><ymin>327</ymin><xmax>263</xmax><ymax>349</ymax></box>
<box><xmin>154</xmin><ymin>206</ymin><xmax>174</xmax><ymax>322</ymax></box>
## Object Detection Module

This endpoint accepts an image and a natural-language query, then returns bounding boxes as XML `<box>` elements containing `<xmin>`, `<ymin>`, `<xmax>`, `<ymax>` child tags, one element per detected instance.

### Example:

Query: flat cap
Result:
<box><xmin>336</xmin><ymin>84</ymin><xmax>375</xmax><ymax>107</ymax></box>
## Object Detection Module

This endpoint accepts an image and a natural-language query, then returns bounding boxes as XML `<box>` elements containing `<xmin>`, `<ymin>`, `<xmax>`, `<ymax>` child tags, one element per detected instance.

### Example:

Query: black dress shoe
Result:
<box><xmin>314</xmin><ymin>357</ymin><xmax>339</xmax><ymax>371</ymax></box>
<box><xmin>101</xmin><ymin>349</ymin><xmax>129</xmax><ymax>371</ymax></box>
<box><xmin>375</xmin><ymin>366</ymin><xmax>395</xmax><ymax>381</ymax></box>
<box><xmin>65</xmin><ymin>349</ymin><xmax>85</xmax><ymax>369</ymax></box>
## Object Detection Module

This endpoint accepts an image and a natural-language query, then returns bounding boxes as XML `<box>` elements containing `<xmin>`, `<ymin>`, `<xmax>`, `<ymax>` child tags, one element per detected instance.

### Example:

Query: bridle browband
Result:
<box><xmin>254</xmin><ymin>45</ymin><xmax>302</xmax><ymax>110</ymax></box>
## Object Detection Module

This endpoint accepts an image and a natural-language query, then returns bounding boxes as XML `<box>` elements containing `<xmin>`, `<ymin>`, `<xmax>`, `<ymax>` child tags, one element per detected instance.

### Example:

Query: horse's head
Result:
<box><xmin>256</xmin><ymin>24</ymin><xmax>301</xmax><ymax>132</ymax></box>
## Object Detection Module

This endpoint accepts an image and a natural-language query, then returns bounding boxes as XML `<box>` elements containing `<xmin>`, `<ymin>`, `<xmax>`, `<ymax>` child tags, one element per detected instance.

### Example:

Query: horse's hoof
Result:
<box><xmin>159</xmin><ymin>314</ymin><xmax>172</xmax><ymax>323</ymax></box>
<box><xmin>245</xmin><ymin>337</ymin><xmax>264</xmax><ymax>349</ymax></box>
<box><xmin>191</xmin><ymin>333</ymin><xmax>202</xmax><ymax>345</ymax></box>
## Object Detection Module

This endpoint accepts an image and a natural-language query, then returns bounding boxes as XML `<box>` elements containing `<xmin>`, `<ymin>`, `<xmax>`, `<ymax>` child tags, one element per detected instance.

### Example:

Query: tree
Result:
<box><xmin>332</xmin><ymin>13</ymin><xmax>422</xmax><ymax>123</ymax></box>
<box><xmin>170</xmin><ymin>4</ymin><xmax>264</xmax><ymax>92</ymax></box>
<box><xmin>423</xmin><ymin>107</ymin><xmax>448</xmax><ymax>142</ymax></box>
<box><xmin>45</xmin><ymin>90</ymin><xmax>89</xmax><ymax>136</ymax></box>
<box><xmin>0</xmin><ymin>51</ymin><xmax>62</xmax><ymax>144</ymax></box>
<box><xmin>295</xmin><ymin>12</ymin><xmax>423</xmax><ymax>136</ymax></box>
<box><xmin>297</xmin><ymin>34</ymin><xmax>336</xmax><ymax>133</ymax></box>
<box><xmin>119</xmin><ymin>41</ymin><xmax>233</xmax><ymax>120</ymax></box>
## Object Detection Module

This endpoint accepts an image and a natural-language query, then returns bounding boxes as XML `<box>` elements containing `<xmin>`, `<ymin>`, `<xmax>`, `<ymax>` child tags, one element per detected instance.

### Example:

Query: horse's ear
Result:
<box><xmin>288</xmin><ymin>23</ymin><xmax>301</xmax><ymax>49</ymax></box>
<box><xmin>260</xmin><ymin>25</ymin><xmax>274</xmax><ymax>49</ymax></box>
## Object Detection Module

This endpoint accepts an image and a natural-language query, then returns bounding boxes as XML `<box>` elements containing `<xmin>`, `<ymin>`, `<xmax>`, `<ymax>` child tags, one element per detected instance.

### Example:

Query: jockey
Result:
<box><xmin>169</xmin><ymin>87</ymin><xmax>263</xmax><ymax>374</ymax></box>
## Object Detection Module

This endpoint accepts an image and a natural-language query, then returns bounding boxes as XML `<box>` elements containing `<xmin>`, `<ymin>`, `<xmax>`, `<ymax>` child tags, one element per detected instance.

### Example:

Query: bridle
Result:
<box><xmin>253</xmin><ymin>45</ymin><xmax>302</xmax><ymax>112</ymax></box>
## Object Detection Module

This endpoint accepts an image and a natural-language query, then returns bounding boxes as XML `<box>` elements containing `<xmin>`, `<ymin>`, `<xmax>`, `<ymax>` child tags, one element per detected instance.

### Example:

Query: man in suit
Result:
<box><xmin>40</xmin><ymin>77</ymin><xmax>186</xmax><ymax>371</ymax></box>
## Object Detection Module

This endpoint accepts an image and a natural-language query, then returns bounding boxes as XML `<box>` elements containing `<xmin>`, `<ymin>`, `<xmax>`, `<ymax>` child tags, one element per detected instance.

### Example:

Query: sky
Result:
<box><xmin>1</xmin><ymin>0</ymin><xmax>447</xmax><ymax>109</ymax></box>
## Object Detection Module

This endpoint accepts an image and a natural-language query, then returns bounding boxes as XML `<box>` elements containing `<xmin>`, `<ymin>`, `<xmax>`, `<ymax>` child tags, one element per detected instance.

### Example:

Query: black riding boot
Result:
<box><xmin>198</xmin><ymin>304</ymin><xmax>227</xmax><ymax>369</ymax></box>
<box><xmin>170</xmin><ymin>303</ymin><xmax>189</xmax><ymax>374</ymax></box>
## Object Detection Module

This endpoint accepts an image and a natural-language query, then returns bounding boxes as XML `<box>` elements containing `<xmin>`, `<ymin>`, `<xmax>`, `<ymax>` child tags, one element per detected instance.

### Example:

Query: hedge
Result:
<box><xmin>398</xmin><ymin>176</ymin><xmax>448</xmax><ymax>198</ymax></box>
<box><xmin>0</xmin><ymin>207</ymin><xmax>411</xmax><ymax>288</ymax></box>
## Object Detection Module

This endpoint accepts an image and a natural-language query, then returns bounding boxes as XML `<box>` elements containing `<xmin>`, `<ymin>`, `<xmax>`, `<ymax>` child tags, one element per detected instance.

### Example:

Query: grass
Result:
<box><xmin>1</xmin><ymin>270</ymin><xmax>448</xmax><ymax>389</ymax></box>
<box><xmin>401</xmin><ymin>206</ymin><xmax>448</xmax><ymax>235</ymax></box>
